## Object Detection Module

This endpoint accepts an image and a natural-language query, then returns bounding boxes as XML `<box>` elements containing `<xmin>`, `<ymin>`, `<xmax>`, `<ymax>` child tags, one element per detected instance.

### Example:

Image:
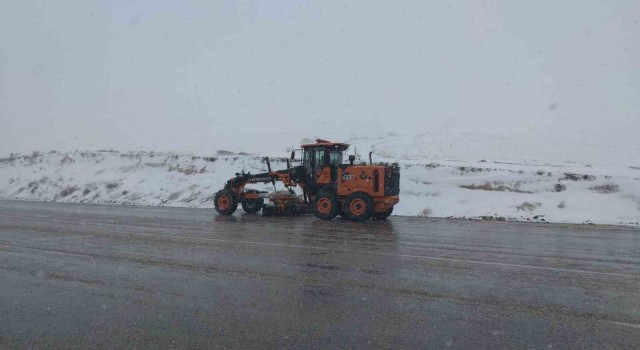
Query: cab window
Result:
<box><xmin>314</xmin><ymin>149</ymin><xmax>325</xmax><ymax>168</ymax></box>
<box><xmin>328</xmin><ymin>151</ymin><xmax>342</xmax><ymax>167</ymax></box>
<box><xmin>303</xmin><ymin>149</ymin><xmax>313</xmax><ymax>169</ymax></box>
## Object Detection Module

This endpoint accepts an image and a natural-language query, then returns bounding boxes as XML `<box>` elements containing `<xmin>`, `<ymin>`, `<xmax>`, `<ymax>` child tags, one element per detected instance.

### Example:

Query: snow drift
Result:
<box><xmin>1</xmin><ymin>134</ymin><xmax>639</xmax><ymax>226</ymax></box>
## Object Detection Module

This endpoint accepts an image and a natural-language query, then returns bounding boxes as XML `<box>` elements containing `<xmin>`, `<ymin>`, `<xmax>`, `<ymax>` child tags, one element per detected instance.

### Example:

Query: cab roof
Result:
<box><xmin>301</xmin><ymin>139</ymin><xmax>350</xmax><ymax>150</ymax></box>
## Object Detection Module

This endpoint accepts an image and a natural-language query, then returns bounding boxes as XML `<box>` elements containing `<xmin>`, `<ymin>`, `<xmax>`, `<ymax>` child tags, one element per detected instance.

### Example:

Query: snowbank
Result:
<box><xmin>1</xmin><ymin>134</ymin><xmax>639</xmax><ymax>226</ymax></box>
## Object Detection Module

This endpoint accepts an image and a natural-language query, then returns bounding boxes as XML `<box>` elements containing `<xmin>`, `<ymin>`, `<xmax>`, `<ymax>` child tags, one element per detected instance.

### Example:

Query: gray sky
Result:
<box><xmin>1</xmin><ymin>0</ymin><xmax>639</xmax><ymax>154</ymax></box>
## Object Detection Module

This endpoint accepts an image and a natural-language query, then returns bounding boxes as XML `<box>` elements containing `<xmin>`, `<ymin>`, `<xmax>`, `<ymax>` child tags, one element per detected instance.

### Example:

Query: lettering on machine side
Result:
<box><xmin>342</xmin><ymin>173</ymin><xmax>355</xmax><ymax>181</ymax></box>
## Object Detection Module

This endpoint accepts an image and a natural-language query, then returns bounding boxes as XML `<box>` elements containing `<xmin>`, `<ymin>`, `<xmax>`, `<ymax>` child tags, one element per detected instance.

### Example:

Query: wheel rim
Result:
<box><xmin>350</xmin><ymin>199</ymin><xmax>367</xmax><ymax>216</ymax></box>
<box><xmin>317</xmin><ymin>198</ymin><xmax>332</xmax><ymax>214</ymax></box>
<box><xmin>245</xmin><ymin>201</ymin><xmax>256</xmax><ymax>209</ymax></box>
<box><xmin>217</xmin><ymin>195</ymin><xmax>230</xmax><ymax>210</ymax></box>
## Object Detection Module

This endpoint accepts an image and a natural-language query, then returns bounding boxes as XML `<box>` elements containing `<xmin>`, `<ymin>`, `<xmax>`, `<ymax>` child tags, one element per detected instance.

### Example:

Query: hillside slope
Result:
<box><xmin>1</xmin><ymin>134</ymin><xmax>639</xmax><ymax>226</ymax></box>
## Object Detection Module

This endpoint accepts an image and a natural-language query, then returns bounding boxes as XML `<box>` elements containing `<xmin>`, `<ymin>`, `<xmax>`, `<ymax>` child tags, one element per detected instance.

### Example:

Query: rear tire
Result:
<box><xmin>373</xmin><ymin>207</ymin><xmax>393</xmax><ymax>220</ymax></box>
<box><xmin>312</xmin><ymin>189</ymin><xmax>339</xmax><ymax>220</ymax></box>
<box><xmin>241</xmin><ymin>199</ymin><xmax>264</xmax><ymax>214</ymax></box>
<box><xmin>346</xmin><ymin>192</ymin><xmax>374</xmax><ymax>222</ymax></box>
<box><xmin>214</xmin><ymin>189</ymin><xmax>238</xmax><ymax>215</ymax></box>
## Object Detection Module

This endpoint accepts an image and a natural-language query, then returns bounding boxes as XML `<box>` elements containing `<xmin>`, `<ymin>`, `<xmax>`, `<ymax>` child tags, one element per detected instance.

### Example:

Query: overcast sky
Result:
<box><xmin>1</xmin><ymin>0</ymin><xmax>639</xmax><ymax>154</ymax></box>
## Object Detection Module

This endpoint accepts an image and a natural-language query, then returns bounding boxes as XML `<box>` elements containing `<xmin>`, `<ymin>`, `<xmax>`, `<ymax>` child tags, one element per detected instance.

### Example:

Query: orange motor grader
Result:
<box><xmin>214</xmin><ymin>139</ymin><xmax>400</xmax><ymax>221</ymax></box>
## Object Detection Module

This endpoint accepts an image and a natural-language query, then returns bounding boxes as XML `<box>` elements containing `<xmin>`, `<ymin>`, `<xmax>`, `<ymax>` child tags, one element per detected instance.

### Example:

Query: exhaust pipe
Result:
<box><xmin>369</xmin><ymin>152</ymin><xmax>373</xmax><ymax>165</ymax></box>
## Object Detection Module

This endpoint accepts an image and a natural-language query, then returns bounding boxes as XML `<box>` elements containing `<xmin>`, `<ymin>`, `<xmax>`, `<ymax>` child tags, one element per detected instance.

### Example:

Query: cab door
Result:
<box><xmin>303</xmin><ymin>148</ymin><xmax>325</xmax><ymax>183</ymax></box>
<box><xmin>312</xmin><ymin>148</ymin><xmax>326</xmax><ymax>181</ymax></box>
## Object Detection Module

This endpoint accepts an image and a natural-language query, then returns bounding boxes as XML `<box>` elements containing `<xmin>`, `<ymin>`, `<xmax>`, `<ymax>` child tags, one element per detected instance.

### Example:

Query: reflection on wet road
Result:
<box><xmin>1</xmin><ymin>200</ymin><xmax>639</xmax><ymax>348</ymax></box>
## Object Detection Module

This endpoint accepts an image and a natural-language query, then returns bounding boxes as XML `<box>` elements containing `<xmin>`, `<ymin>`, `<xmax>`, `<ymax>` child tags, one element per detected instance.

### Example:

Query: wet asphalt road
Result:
<box><xmin>0</xmin><ymin>200</ymin><xmax>639</xmax><ymax>349</ymax></box>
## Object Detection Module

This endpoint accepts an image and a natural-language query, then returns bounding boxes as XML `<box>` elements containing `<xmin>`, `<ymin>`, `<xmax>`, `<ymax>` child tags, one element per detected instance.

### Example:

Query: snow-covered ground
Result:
<box><xmin>1</xmin><ymin>133</ymin><xmax>639</xmax><ymax>226</ymax></box>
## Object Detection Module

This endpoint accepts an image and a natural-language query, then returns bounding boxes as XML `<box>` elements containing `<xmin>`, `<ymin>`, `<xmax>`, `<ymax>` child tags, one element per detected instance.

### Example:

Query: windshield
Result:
<box><xmin>328</xmin><ymin>150</ymin><xmax>342</xmax><ymax>167</ymax></box>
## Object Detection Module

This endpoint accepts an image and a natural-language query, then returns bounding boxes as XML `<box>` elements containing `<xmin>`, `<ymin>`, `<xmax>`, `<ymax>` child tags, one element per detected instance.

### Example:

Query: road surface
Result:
<box><xmin>1</xmin><ymin>200</ymin><xmax>639</xmax><ymax>349</ymax></box>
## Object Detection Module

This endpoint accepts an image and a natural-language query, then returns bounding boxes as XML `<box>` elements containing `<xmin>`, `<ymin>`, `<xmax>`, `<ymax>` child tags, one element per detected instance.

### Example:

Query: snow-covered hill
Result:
<box><xmin>1</xmin><ymin>134</ymin><xmax>639</xmax><ymax>226</ymax></box>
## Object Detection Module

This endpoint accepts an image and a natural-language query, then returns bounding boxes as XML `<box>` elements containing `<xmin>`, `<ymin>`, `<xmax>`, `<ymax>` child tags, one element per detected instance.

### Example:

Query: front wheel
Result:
<box><xmin>312</xmin><ymin>189</ymin><xmax>339</xmax><ymax>220</ymax></box>
<box><xmin>214</xmin><ymin>189</ymin><xmax>238</xmax><ymax>215</ymax></box>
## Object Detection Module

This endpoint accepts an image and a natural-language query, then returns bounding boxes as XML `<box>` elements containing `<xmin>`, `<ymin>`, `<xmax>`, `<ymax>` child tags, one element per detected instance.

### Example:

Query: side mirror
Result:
<box><xmin>290</xmin><ymin>150</ymin><xmax>295</xmax><ymax>160</ymax></box>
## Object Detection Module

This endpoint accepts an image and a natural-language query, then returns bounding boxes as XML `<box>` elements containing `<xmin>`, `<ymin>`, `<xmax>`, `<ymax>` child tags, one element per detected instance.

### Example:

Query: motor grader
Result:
<box><xmin>213</xmin><ymin>139</ymin><xmax>400</xmax><ymax>221</ymax></box>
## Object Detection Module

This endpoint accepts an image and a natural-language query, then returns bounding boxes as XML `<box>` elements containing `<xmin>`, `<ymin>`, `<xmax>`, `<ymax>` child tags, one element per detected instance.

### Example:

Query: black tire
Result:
<box><xmin>312</xmin><ymin>189</ymin><xmax>339</xmax><ymax>220</ymax></box>
<box><xmin>373</xmin><ymin>207</ymin><xmax>393</xmax><ymax>220</ymax></box>
<box><xmin>241</xmin><ymin>199</ymin><xmax>264</xmax><ymax>214</ymax></box>
<box><xmin>214</xmin><ymin>189</ymin><xmax>238</xmax><ymax>215</ymax></box>
<box><xmin>346</xmin><ymin>192</ymin><xmax>374</xmax><ymax>222</ymax></box>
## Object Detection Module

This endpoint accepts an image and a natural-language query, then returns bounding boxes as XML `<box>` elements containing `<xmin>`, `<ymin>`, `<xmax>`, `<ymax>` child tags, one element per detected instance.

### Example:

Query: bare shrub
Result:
<box><xmin>418</xmin><ymin>208</ymin><xmax>433</xmax><ymax>217</ymax></box>
<box><xmin>401</xmin><ymin>190</ymin><xmax>439</xmax><ymax>197</ymax></box>
<box><xmin>460</xmin><ymin>182</ymin><xmax>532</xmax><ymax>194</ymax></box>
<box><xmin>28</xmin><ymin>181</ymin><xmax>39</xmax><ymax>193</ymax></box>
<box><xmin>590</xmin><ymin>183</ymin><xmax>619</xmax><ymax>194</ymax></box>
<box><xmin>563</xmin><ymin>173</ymin><xmax>595</xmax><ymax>181</ymax></box>
<box><xmin>461</xmin><ymin>183</ymin><xmax>494</xmax><ymax>191</ymax></box>
<box><xmin>563</xmin><ymin>173</ymin><xmax>580</xmax><ymax>181</ymax></box>
<box><xmin>480</xmin><ymin>216</ymin><xmax>506</xmax><ymax>221</ymax></box>
<box><xmin>557</xmin><ymin>201</ymin><xmax>566</xmax><ymax>209</ymax></box>
<box><xmin>167</xmin><ymin>192</ymin><xmax>181</xmax><ymax>201</ymax></box>
<box><xmin>60</xmin><ymin>186</ymin><xmax>79</xmax><ymax>197</ymax></box>
<box><xmin>105</xmin><ymin>182</ymin><xmax>120</xmax><ymax>190</ymax></box>
<box><xmin>457</xmin><ymin>166</ymin><xmax>488</xmax><ymax>174</ymax></box>
<box><xmin>554</xmin><ymin>183</ymin><xmax>566</xmax><ymax>192</ymax></box>
<box><xmin>516</xmin><ymin>202</ymin><xmax>541</xmax><ymax>212</ymax></box>
<box><xmin>168</xmin><ymin>165</ymin><xmax>201</xmax><ymax>175</ymax></box>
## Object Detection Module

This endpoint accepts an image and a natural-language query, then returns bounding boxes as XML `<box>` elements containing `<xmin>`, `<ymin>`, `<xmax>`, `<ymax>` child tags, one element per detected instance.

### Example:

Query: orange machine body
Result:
<box><xmin>215</xmin><ymin>138</ymin><xmax>400</xmax><ymax>221</ymax></box>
